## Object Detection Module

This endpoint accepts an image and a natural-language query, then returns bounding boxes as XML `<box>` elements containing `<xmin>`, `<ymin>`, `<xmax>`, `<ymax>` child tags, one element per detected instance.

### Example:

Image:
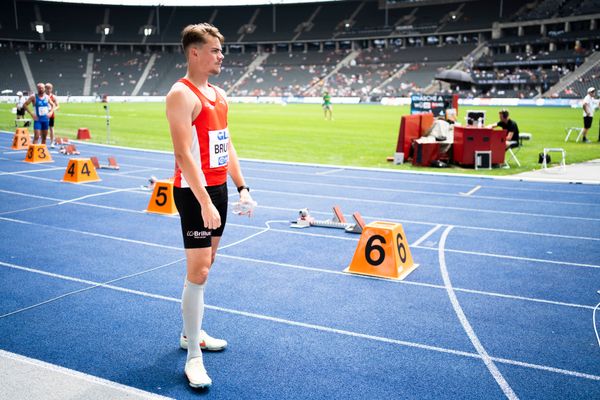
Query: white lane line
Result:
<box><xmin>438</xmin><ymin>226</ymin><xmax>519</xmax><ymax>399</ymax></box>
<box><xmin>218</xmin><ymin>253</ymin><xmax>595</xmax><ymax>311</ymax></box>
<box><xmin>315</xmin><ymin>168</ymin><xmax>345</xmax><ymax>176</ymax></box>
<box><xmin>1</xmin><ymin>213</ymin><xmax>598</xmax><ymax>272</ymax></box>
<box><xmin>57</xmin><ymin>187</ymin><xmax>140</xmax><ymax>205</ymax></box>
<box><xmin>239</xmin><ymin>165</ymin><xmax>600</xmax><ymax>196</ymax></box>
<box><xmin>0</xmin><ymin>257</ymin><xmax>184</xmax><ymax>319</ymax></box>
<box><xmin>0</xmin><ymin>166</ymin><xmax>64</xmax><ymax>175</ymax></box>
<box><xmin>218</xmin><ymin>220</ymin><xmax>288</xmax><ymax>250</ymax></box>
<box><xmin>416</xmin><ymin>246</ymin><xmax>600</xmax><ymax>270</ymax></box>
<box><xmin>256</xmin><ymin>189</ymin><xmax>600</xmax><ymax>222</ymax></box>
<box><xmin>0</xmin><ymin>188</ymin><xmax>63</xmax><ymax>201</ymax></box>
<box><xmin>2</xmin><ymin>186</ymin><xmax>597</xmax><ymax>242</ymax></box>
<box><xmin>249</xmin><ymin>176</ymin><xmax>599</xmax><ymax>208</ymax></box>
<box><xmin>0</xmin><ymin>203</ymin><xmax>60</xmax><ymax>216</ymax></box>
<box><xmin>241</xmin><ymin>204</ymin><xmax>600</xmax><ymax>242</ymax></box>
<box><xmin>56</xmin><ymin>112</ymin><xmax>113</xmax><ymax>118</ymax></box>
<box><xmin>411</xmin><ymin>224</ymin><xmax>443</xmax><ymax>247</ymax></box>
<box><xmin>0</xmin><ymin>260</ymin><xmax>598</xmax><ymax>382</ymax></box>
<box><xmin>0</xmin><ymin>350</ymin><xmax>172</xmax><ymax>400</ymax></box>
<box><xmin>460</xmin><ymin>185</ymin><xmax>482</xmax><ymax>196</ymax></box>
<box><xmin>0</xmin><ymin>169</ymin><xmax>157</xmax><ymax>193</ymax></box>
<box><xmin>3</xmin><ymin>170</ymin><xmax>600</xmax><ymax>226</ymax></box>
<box><xmin>594</xmin><ymin>301</ymin><xmax>600</xmax><ymax>348</ymax></box>
<box><xmin>5</xmin><ymin>151</ymin><xmax>598</xmax><ymax>208</ymax></box>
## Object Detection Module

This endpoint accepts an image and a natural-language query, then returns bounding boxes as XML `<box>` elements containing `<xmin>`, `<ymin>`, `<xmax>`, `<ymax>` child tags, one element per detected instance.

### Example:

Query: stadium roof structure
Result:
<box><xmin>40</xmin><ymin>0</ymin><xmax>343</xmax><ymax>6</ymax></box>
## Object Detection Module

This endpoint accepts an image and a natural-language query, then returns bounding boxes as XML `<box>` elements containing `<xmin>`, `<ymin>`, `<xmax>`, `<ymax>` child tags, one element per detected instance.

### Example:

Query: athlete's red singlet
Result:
<box><xmin>174</xmin><ymin>78</ymin><xmax>230</xmax><ymax>188</ymax></box>
<box><xmin>48</xmin><ymin>94</ymin><xmax>57</xmax><ymax>118</ymax></box>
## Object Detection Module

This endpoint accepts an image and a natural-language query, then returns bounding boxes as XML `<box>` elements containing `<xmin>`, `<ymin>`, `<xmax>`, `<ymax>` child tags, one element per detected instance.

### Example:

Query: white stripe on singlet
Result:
<box><xmin>180</xmin><ymin>125</ymin><xmax>207</xmax><ymax>188</ymax></box>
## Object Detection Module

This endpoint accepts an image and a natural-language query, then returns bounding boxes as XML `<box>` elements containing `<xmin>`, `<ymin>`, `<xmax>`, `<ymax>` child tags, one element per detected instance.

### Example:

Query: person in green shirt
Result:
<box><xmin>322</xmin><ymin>91</ymin><xmax>333</xmax><ymax>120</ymax></box>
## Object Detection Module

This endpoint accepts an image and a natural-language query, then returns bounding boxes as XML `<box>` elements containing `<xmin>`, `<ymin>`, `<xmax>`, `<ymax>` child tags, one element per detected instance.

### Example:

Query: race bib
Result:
<box><xmin>208</xmin><ymin>128</ymin><xmax>229</xmax><ymax>168</ymax></box>
<box><xmin>38</xmin><ymin>106</ymin><xmax>49</xmax><ymax>117</ymax></box>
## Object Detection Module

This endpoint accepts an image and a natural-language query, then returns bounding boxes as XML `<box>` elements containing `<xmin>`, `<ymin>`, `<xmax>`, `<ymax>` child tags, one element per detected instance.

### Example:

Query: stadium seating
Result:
<box><xmin>26</xmin><ymin>48</ymin><xmax>87</xmax><ymax>96</ymax></box>
<box><xmin>560</xmin><ymin>64</ymin><xmax>600</xmax><ymax>97</ymax></box>
<box><xmin>0</xmin><ymin>47</ymin><xmax>29</xmax><ymax>94</ymax></box>
<box><xmin>92</xmin><ymin>51</ymin><xmax>152</xmax><ymax>96</ymax></box>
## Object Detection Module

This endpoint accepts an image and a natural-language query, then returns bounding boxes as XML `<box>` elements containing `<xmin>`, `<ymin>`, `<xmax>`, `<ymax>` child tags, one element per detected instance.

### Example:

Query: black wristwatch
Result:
<box><xmin>237</xmin><ymin>185</ymin><xmax>250</xmax><ymax>193</ymax></box>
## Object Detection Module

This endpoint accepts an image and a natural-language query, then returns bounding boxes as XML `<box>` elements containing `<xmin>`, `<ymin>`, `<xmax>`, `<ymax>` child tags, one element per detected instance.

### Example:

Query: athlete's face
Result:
<box><xmin>36</xmin><ymin>83</ymin><xmax>45</xmax><ymax>95</ymax></box>
<box><xmin>190</xmin><ymin>36</ymin><xmax>223</xmax><ymax>76</ymax></box>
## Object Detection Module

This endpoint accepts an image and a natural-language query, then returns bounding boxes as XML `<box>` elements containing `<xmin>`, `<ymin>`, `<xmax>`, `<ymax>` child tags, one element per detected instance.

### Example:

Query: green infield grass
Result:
<box><xmin>1</xmin><ymin>102</ymin><xmax>598</xmax><ymax>175</ymax></box>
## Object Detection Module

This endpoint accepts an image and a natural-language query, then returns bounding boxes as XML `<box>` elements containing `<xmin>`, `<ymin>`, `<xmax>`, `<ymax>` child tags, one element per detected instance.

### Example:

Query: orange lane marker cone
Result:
<box><xmin>62</xmin><ymin>158</ymin><xmax>101</xmax><ymax>183</ymax></box>
<box><xmin>146</xmin><ymin>180</ymin><xmax>177</xmax><ymax>215</ymax></box>
<box><xmin>344</xmin><ymin>221</ymin><xmax>417</xmax><ymax>280</ymax></box>
<box><xmin>24</xmin><ymin>144</ymin><xmax>53</xmax><ymax>163</ymax></box>
<box><xmin>77</xmin><ymin>128</ymin><xmax>91</xmax><ymax>140</ymax></box>
<box><xmin>12</xmin><ymin>128</ymin><xmax>31</xmax><ymax>150</ymax></box>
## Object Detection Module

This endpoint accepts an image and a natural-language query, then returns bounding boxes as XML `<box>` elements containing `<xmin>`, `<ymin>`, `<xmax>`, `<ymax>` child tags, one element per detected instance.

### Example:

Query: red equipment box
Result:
<box><xmin>453</xmin><ymin>126</ymin><xmax>506</xmax><ymax>166</ymax></box>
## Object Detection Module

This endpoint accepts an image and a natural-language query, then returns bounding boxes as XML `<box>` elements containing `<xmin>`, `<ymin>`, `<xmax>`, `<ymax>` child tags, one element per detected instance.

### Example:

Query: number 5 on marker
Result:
<box><xmin>345</xmin><ymin>221</ymin><xmax>417</xmax><ymax>280</ymax></box>
<box><xmin>146</xmin><ymin>180</ymin><xmax>178</xmax><ymax>215</ymax></box>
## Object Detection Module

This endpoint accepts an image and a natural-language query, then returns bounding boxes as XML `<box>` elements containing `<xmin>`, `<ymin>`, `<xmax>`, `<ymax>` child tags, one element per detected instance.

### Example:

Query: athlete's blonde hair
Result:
<box><xmin>181</xmin><ymin>23</ymin><xmax>224</xmax><ymax>56</ymax></box>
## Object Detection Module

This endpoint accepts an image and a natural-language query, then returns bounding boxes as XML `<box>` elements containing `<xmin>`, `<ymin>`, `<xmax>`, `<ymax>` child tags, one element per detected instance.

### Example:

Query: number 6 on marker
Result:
<box><xmin>345</xmin><ymin>221</ymin><xmax>417</xmax><ymax>281</ymax></box>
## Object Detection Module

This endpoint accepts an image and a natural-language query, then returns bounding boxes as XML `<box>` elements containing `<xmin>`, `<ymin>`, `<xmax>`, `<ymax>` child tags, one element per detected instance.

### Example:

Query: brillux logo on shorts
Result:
<box><xmin>187</xmin><ymin>230</ymin><xmax>211</xmax><ymax>238</ymax></box>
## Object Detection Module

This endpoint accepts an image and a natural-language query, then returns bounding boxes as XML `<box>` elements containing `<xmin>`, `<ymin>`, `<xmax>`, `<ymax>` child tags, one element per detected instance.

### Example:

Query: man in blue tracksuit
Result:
<box><xmin>23</xmin><ymin>82</ymin><xmax>57</xmax><ymax>145</ymax></box>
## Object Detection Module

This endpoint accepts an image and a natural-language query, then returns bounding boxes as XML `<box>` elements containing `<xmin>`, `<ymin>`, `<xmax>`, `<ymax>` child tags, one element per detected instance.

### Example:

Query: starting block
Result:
<box><xmin>91</xmin><ymin>156</ymin><xmax>120</xmax><ymax>170</ymax></box>
<box><xmin>11</xmin><ymin>128</ymin><xmax>31</xmax><ymax>150</ymax></box>
<box><xmin>62</xmin><ymin>158</ymin><xmax>101</xmax><ymax>184</ymax></box>
<box><xmin>55</xmin><ymin>137</ymin><xmax>70</xmax><ymax>146</ymax></box>
<box><xmin>290</xmin><ymin>206</ymin><xmax>363</xmax><ymax>234</ymax></box>
<box><xmin>345</xmin><ymin>221</ymin><xmax>417</xmax><ymax>280</ymax></box>
<box><xmin>24</xmin><ymin>144</ymin><xmax>53</xmax><ymax>163</ymax></box>
<box><xmin>60</xmin><ymin>144</ymin><xmax>80</xmax><ymax>155</ymax></box>
<box><xmin>146</xmin><ymin>179</ymin><xmax>178</xmax><ymax>215</ymax></box>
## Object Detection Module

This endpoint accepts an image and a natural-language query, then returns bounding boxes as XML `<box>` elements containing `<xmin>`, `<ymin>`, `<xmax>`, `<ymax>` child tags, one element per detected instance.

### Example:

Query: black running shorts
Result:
<box><xmin>173</xmin><ymin>183</ymin><xmax>228</xmax><ymax>249</ymax></box>
<box><xmin>49</xmin><ymin>117</ymin><xmax>55</xmax><ymax>127</ymax></box>
<box><xmin>583</xmin><ymin>116</ymin><xmax>593</xmax><ymax>129</ymax></box>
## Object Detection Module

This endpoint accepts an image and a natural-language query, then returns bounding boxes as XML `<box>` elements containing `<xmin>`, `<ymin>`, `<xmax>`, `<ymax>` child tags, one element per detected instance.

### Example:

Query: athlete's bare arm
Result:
<box><xmin>166</xmin><ymin>83</ymin><xmax>221</xmax><ymax>230</ymax></box>
<box><xmin>51</xmin><ymin>96</ymin><xmax>60</xmax><ymax>112</ymax></box>
<box><xmin>23</xmin><ymin>96</ymin><xmax>37</xmax><ymax>120</ymax></box>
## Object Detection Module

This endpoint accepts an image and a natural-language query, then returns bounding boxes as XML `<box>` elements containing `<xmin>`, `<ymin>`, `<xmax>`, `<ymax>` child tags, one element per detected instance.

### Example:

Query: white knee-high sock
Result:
<box><xmin>182</xmin><ymin>279</ymin><xmax>205</xmax><ymax>361</ymax></box>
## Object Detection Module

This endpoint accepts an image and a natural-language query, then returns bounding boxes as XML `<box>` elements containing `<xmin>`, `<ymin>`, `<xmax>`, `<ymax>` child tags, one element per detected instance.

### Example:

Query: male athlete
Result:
<box><xmin>165</xmin><ymin>23</ymin><xmax>255</xmax><ymax>389</ymax></box>
<box><xmin>45</xmin><ymin>83</ymin><xmax>60</xmax><ymax>147</ymax></box>
<box><xmin>322</xmin><ymin>91</ymin><xmax>333</xmax><ymax>120</ymax></box>
<box><xmin>23</xmin><ymin>83</ymin><xmax>57</xmax><ymax>145</ymax></box>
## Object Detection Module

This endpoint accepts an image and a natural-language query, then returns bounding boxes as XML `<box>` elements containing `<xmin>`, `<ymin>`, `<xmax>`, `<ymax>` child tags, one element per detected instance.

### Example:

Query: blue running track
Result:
<box><xmin>1</xmin><ymin>132</ymin><xmax>599</xmax><ymax>399</ymax></box>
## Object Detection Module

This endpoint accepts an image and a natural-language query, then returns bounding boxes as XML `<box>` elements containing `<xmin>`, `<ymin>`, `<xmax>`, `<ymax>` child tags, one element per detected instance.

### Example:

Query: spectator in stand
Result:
<box><xmin>582</xmin><ymin>87</ymin><xmax>596</xmax><ymax>143</ymax></box>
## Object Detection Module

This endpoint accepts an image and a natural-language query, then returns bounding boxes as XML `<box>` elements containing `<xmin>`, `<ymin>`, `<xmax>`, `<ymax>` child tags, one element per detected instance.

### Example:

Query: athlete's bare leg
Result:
<box><xmin>40</xmin><ymin>130</ymin><xmax>48</xmax><ymax>145</ymax></box>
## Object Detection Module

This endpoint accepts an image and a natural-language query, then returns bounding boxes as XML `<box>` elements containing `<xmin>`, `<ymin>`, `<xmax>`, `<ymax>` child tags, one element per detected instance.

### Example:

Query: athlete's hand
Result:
<box><xmin>201</xmin><ymin>201</ymin><xmax>221</xmax><ymax>230</ymax></box>
<box><xmin>236</xmin><ymin>191</ymin><xmax>256</xmax><ymax>217</ymax></box>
